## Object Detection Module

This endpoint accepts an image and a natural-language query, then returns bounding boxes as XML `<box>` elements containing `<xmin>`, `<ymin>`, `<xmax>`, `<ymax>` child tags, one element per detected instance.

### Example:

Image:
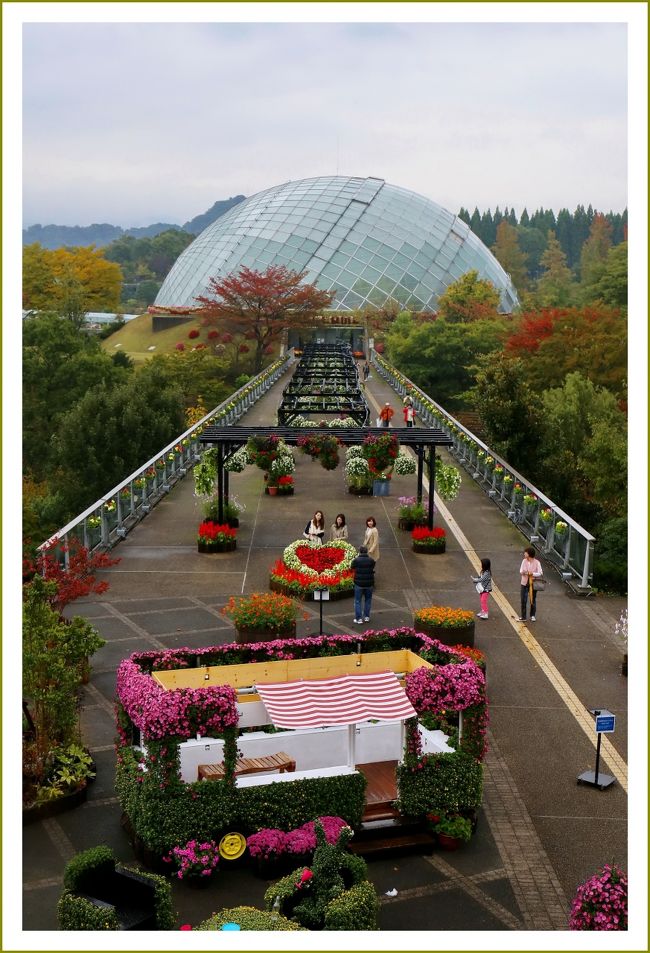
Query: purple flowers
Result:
<box><xmin>569</xmin><ymin>864</ymin><xmax>628</xmax><ymax>931</ymax></box>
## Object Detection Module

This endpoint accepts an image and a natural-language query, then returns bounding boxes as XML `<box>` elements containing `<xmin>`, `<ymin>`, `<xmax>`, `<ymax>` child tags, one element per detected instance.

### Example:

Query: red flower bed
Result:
<box><xmin>198</xmin><ymin>522</ymin><xmax>237</xmax><ymax>541</ymax></box>
<box><xmin>270</xmin><ymin>560</ymin><xmax>353</xmax><ymax>593</ymax></box>
<box><xmin>295</xmin><ymin>545</ymin><xmax>348</xmax><ymax>572</ymax></box>
<box><xmin>277</xmin><ymin>475</ymin><xmax>294</xmax><ymax>486</ymax></box>
<box><xmin>412</xmin><ymin>527</ymin><xmax>446</xmax><ymax>541</ymax></box>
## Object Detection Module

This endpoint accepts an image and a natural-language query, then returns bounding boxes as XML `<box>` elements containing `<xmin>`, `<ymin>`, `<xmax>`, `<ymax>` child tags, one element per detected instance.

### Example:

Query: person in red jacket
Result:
<box><xmin>402</xmin><ymin>401</ymin><xmax>416</xmax><ymax>427</ymax></box>
<box><xmin>379</xmin><ymin>403</ymin><xmax>394</xmax><ymax>428</ymax></box>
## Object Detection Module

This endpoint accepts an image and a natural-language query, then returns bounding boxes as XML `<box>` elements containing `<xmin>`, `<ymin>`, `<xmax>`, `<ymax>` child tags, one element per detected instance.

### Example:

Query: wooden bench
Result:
<box><xmin>198</xmin><ymin>751</ymin><xmax>296</xmax><ymax>781</ymax></box>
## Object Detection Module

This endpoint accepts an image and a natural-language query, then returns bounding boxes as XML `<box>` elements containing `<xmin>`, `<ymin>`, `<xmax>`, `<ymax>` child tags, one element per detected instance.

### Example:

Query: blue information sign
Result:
<box><xmin>595</xmin><ymin>714</ymin><xmax>615</xmax><ymax>733</ymax></box>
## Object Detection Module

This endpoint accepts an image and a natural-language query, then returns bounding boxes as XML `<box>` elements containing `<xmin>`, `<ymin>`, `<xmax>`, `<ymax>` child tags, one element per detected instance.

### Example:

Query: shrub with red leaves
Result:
<box><xmin>188</xmin><ymin>329</ymin><xmax>200</xmax><ymax>339</ymax></box>
<box><xmin>175</xmin><ymin>342</ymin><xmax>185</xmax><ymax>351</ymax></box>
<box><xmin>26</xmin><ymin>538</ymin><xmax>120</xmax><ymax>613</ymax></box>
<box><xmin>207</xmin><ymin>330</ymin><xmax>219</xmax><ymax>340</ymax></box>
<box><xmin>238</xmin><ymin>344</ymin><xmax>250</xmax><ymax>353</ymax></box>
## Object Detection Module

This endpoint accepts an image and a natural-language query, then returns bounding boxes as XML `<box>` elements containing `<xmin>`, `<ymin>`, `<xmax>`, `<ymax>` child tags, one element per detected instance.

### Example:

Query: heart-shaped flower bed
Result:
<box><xmin>295</xmin><ymin>545</ymin><xmax>347</xmax><ymax>572</ymax></box>
<box><xmin>282</xmin><ymin>539</ymin><xmax>357</xmax><ymax>580</ymax></box>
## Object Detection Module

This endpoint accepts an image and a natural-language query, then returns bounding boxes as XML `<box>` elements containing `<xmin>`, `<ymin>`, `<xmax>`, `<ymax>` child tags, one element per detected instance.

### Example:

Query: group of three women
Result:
<box><xmin>303</xmin><ymin>511</ymin><xmax>379</xmax><ymax>561</ymax></box>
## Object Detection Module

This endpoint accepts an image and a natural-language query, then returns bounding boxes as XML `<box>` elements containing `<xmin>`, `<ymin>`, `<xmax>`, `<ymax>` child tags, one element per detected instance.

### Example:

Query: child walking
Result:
<box><xmin>472</xmin><ymin>558</ymin><xmax>492</xmax><ymax>619</ymax></box>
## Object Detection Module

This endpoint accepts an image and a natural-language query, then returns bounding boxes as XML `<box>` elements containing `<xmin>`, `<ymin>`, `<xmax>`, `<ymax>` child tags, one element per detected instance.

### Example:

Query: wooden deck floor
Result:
<box><xmin>355</xmin><ymin>760</ymin><xmax>398</xmax><ymax>805</ymax></box>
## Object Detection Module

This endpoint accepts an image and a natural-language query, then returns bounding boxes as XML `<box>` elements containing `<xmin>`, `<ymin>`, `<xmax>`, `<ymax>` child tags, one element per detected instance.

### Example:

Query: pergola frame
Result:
<box><xmin>198</xmin><ymin>426</ymin><xmax>453</xmax><ymax>528</ymax></box>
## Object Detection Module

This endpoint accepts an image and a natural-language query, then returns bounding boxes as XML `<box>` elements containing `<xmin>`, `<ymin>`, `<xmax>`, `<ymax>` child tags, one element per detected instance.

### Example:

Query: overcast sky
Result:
<box><xmin>21</xmin><ymin>17</ymin><xmax>628</xmax><ymax>227</ymax></box>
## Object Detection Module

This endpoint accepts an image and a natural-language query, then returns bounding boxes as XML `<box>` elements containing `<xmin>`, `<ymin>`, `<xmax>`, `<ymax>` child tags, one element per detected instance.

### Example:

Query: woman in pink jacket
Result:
<box><xmin>518</xmin><ymin>546</ymin><xmax>543</xmax><ymax>621</ymax></box>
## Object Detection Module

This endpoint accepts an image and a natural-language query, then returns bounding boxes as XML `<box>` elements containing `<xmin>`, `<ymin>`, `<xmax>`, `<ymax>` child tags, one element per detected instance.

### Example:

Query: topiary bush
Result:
<box><xmin>62</xmin><ymin>845</ymin><xmax>115</xmax><ymax>892</ymax></box>
<box><xmin>197</xmin><ymin>906</ymin><xmax>306</xmax><ymax>931</ymax></box>
<box><xmin>324</xmin><ymin>880</ymin><xmax>379</xmax><ymax>930</ymax></box>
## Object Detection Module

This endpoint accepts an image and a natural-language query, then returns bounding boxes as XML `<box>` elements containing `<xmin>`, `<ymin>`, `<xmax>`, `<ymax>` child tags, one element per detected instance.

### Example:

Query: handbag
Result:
<box><xmin>532</xmin><ymin>577</ymin><xmax>547</xmax><ymax>591</ymax></box>
<box><xmin>475</xmin><ymin>582</ymin><xmax>485</xmax><ymax>593</ymax></box>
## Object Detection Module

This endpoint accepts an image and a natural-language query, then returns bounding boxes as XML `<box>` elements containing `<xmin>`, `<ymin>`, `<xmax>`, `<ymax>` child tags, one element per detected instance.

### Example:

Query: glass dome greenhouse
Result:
<box><xmin>155</xmin><ymin>176</ymin><xmax>519</xmax><ymax>313</ymax></box>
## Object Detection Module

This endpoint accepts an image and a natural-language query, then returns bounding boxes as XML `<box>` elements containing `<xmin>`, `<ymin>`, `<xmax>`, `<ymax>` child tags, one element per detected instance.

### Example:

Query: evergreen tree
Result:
<box><xmin>571</xmin><ymin>205</ymin><xmax>590</xmax><ymax>271</ymax></box>
<box><xmin>519</xmin><ymin>208</ymin><xmax>530</xmax><ymax>227</ymax></box>
<box><xmin>491</xmin><ymin>221</ymin><xmax>528</xmax><ymax>292</ymax></box>
<box><xmin>480</xmin><ymin>209</ymin><xmax>495</xmax><ymax>246</ymax></box>
<box><xmin>536</xmin><ymin>231</ymin><xmax>575</xmax><ymax>306</ymax></box>
<box><xmin>579</xmin><ymin>213</ymin><xmax>613</xmax><ymax>289</ymax></box>
<box><xmin>470</xmin><ymin>207</ymin><xmax>482</xmax><ymax>237</ymax></box>
<box><xmin>458</xmin><ymin>207</ymin><xmax>471</xmax><ymax>225</ymax></box>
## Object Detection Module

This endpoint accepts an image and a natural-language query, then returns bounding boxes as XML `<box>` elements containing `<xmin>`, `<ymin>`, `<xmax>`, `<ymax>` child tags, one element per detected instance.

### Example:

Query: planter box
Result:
<box><xmin>265</xmin><ymin>486</ymin><xmax>294</xmax><ymax>495</ymax></box>
<box><xmin>269</xmin><ymin>578</ymin><xmax>353</xmax><ymax>601</ymax></box>
<box><xmin>412</xmin><ymin>620</ymin><xmax>475</xmax><ymax>648</ymax></box>
<box><xmin>398</xmin><ymin>517</ymin><xmax>427</xmax><ymax>531</ymax></box>
<box><xmin>372</xmin><ymin>480</ymin><xmax>391</xmax><ymax>497</ymax></box>
<box><xmin>23</xmin><ymin>782</ymin><xmax>88</xmax><ymax>826</ymax></box>
<box><xmin>236</xmin><ymin>621</ymin><xmax>297</xmax><ymax>644</ymax></box>
<box><xmin>412</xmin><ymin>541</ymin><xmax>446</xmax><ymax>555</ymax></box>
<box><xmin>197</xmin><ymin>540</ymin><xmax>237</xmax><ymax>553</ymax></box>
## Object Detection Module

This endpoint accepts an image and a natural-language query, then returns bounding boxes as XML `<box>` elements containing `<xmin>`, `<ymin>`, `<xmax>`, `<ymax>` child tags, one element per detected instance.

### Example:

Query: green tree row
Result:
<box><xmin>458</xmin><ymin>203</ymin><xmax>627</xmax><ymax>276</ymax></box>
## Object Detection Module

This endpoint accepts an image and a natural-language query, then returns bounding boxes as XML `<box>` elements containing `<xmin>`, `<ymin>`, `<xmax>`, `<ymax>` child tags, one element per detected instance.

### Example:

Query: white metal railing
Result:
<box><xmin>39</xmin><ymin>355</ymin><xmax>292</xmax><ymax>563</ymax></box>
<box><xmin>372</xmin><ymin>351</ymin><xmax>595</xmax><ymax>591</ymax></box>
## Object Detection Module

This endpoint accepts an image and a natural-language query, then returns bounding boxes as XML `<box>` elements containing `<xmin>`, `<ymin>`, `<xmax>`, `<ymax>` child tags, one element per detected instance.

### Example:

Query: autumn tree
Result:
<box><xmin>436</xmin><ymin>270</ymin><xmax>502</xmax><ymax>323</ymax></box>
<box><xmin>582</xmin><ymin>241</ymin><xmax>627</xmax><ymax>310</ymax></box>
<box><xmin>195</xmin><ymin>265</ymin><xmax>335</xmax><ymax>372</ymax></box>
<box><xmin>491</xmin><ymin>221</ymin><xmax>528</xmax><ymax>293</ymax></box>
<box><xmin>578</xmin><ymin>213</ymin><xmax>612</xmax><ymax>286</ymax></box>
<box><xmin>23</xmin><ymin>243</ymin><xmax>122</xmax><ymax>324</ymax></box>
<box><xmin>535</xmin><ymin>230</ymin><xmax>576</xmax><ymax>307</ymax></box>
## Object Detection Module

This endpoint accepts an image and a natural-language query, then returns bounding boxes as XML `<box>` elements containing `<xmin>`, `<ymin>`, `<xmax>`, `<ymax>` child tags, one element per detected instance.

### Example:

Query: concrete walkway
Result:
<box><xmin>23</xmin><ymin>362</ymin><xmax>628</xmax><ymax>936</ymax></box>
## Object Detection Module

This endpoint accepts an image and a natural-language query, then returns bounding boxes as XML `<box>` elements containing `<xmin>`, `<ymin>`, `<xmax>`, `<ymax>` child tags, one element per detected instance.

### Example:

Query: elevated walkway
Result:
<box><xmin>23</xmin><ymin>359</ymin><xmax>629</xmax><ymax>933</ymax></box>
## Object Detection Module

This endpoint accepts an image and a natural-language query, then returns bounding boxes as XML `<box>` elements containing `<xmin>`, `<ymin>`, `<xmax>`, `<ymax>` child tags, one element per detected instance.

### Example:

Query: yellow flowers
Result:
<box><xmin>413</xmin><ymin>605</ymin><xmax>474</xmax><ymax>628</ymax></box>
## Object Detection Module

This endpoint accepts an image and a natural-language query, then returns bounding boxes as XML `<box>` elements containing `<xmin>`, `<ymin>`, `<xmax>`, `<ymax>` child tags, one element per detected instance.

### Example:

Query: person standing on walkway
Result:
<box><xmin>403</xmin><ymin>401</ymin><xmax>416</xmax><ymax>427</ymax></box>
<box><xmin>518</xmin><ymin>546</ymin><xmax>543</xmax><ymax>621</ymax></box>
<box><xmin>363</xmin><ymin>361</ymin><xmax>370</xmax><ymax>380</ymax></box>
<box><xmin>363</xmin><ymin>516</ymin><xmax>380</xmax><ymax>562</ymax></box>
<box><xmin>303</xmin><ymin>511</ymin><xmax>325</xmax><ymax>544</ymax></box>
<box><xmin>379</xmin><ymin>402</ymin><xmax>394</xmax><ymax>428</ymax></box>
<box><xmin>351</xmin><ymin>545</ymin><xmax>375</xmax><ymax>624</ymax></box>
<box><xmin>471</xmin><ymin>557</ymin><xmax>492</xmax><ymax>619</ymax></box>
<box><xmin>330</xmin><ymin>513</ymin><xmax>348</xmax><ymax>541</ymax></box>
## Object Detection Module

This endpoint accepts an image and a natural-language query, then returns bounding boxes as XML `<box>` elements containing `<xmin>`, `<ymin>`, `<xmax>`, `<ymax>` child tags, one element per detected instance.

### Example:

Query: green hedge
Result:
<box><xmin>57</xmin><ymin>893</ymin><xmax>119</xmax><ymax>930</ymax></box>
<box><xmin>197</xmin><ymin>906</ymin><xmax>306</xmax><ymax>931</ymax></box>
<box><xmin>57</xmin><ymin>846</ymin><xmax>175</xmax><ymax>930</ymax></box>
<box><xmin>117</xmin><ymin>750</ymin><xmax>366</xmax><ymax>854</ymax></box>
<box><xmin>396</xmin><ymin>751</ymin><xmax>483</xmax><ymax>816</ymax></box>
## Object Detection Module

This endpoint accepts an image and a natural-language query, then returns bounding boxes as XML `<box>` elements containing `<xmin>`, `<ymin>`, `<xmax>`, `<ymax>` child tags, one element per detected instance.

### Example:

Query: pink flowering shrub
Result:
<box><xmin>163</xmin><ymin>839</ymin><xmax>220</xmax><ymax>880</ymax></box>
<box><xmin>569</xmin><ymin>864</ymin><xmax>628</xmax><ymax>931</ymax></box>
<box><xmin>285</xmin><ymin>827</ymin><xmax>317</xmax><ymax>855</ymax></box>
<box><xmin>247</xmin><ymin>828</ymin><xmax>288</xmax><ymax>860</ymax></box>
<box><xmin>116</xmin><ymin>657</ymin><xmax>238</xmax><ymax>740</ymax></box>
<box><xmin>405</xmin><ymin>661</ymin><xmax>485</xmax><ymax>712</ymax></box>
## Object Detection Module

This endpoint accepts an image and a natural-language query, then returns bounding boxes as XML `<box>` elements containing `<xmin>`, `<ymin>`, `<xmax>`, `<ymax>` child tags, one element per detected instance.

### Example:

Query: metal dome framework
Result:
<box><xmin>155</xmin><ymin>176</ymin><xmax>519</xmax><ymax>313</ymax></box>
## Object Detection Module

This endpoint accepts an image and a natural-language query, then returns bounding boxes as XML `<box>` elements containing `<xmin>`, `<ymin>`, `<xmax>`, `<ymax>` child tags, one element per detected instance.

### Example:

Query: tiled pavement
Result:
<box><xmin>21</xmin><ymin>362</ymin><xmax>629</xmax><ymax>940</ymax></box>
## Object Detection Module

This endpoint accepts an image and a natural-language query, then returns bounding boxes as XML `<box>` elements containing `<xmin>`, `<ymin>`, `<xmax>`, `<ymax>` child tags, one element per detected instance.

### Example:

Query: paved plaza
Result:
<box><xmin>23</xmin><ymin>364</ymin><xmax>628</xmax><ymax>935</ymax></box>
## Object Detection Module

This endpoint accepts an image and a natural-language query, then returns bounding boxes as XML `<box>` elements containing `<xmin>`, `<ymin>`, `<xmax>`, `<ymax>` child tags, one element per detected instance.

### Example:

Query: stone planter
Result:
<box><xmin>412</xmin><ymin>541</ymin><xmax>446</xmax><ymax>555</ymax></box>
<box><xmin>197</xmin><ymin>540</ymin><xmax>237</xmax><ymax>553</ymax></box>
<box><xmin>413</xmin><ymin>620</ymin><xmax>475</xmax><ymax>648</ymax></box>
<box><xmin>23</xmin><ymin>782</ymin><xmax>88</xmax><ymax>826</ymax></box>
<box><xmin>348</xmin><ymin>484</ymin><xmax>373</xmax><ymax>495</ymax></box>
<box><xmin>236</xmin><ymin>621</ymin><xmax>297</xmax><ymax>644</ymax></box>
<box><xmin>398</xmin><ymin>517</ymin><xmax>427</xmax><ymax>531</ymax></box>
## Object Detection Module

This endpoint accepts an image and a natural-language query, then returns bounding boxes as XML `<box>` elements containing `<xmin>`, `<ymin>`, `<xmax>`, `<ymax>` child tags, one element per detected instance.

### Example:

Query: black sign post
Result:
<box><xmin>577</xmin><ymin>709</ymin><xmax>616</xmax><ymax>790</ymax></box>
<box><xmin>312</xmin><ymin>588</ymin><xmax>330</xmax><ymax>637</ymax></box>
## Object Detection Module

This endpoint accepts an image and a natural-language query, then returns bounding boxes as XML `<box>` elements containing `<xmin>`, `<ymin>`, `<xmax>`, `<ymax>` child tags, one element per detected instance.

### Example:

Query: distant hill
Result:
<box><xmin>23</xmin><ymin>195</ymin><xmax>247</xmax><ymax>249</ymax></box>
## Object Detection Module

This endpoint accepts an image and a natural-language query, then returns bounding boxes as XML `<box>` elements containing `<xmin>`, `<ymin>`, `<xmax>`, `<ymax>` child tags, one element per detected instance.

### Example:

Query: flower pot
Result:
<box><xmin>414</xmin><ymin>620</ymin><xmax>475</xmax><ymax>648</ymax></box>
<box><xmin>398</xmin><ymin>517</ymin><xmax>427</xmax><ymax>531</ymax></box>
<box><xmin>236</xmin><ymin>621</ymin><xmax>297</xmax><ymax>644</ymax></box>
<box><xmin>412</xmin><ymin>541</ymin><xmax>446</xmax><ymax>554</ymax></box>
<box><xmin>267</xmin><ymin>486</ymin><xmax>279</xmax><ymax>496</ymax></box>
<box><xmin>436</xmin><ymin>833</ymin><xmax>463</xmax><ymax>852</ymax></box>
<box><xmin>372</xmin><ymin>479</ymin><xmax>391</xmax><ymax>496</ymax></box>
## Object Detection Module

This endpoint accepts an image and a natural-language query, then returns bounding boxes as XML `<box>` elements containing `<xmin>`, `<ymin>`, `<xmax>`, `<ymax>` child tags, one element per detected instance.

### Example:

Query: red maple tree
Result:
<box><xmin>24</xmin><ymin>538</ymin><xmax>120</xmax><ymax>613</ymax></box>
<box><xmin>195</xmin><ymin>265</ymin><xmax>335</xmax><ymax>372</ymax></box>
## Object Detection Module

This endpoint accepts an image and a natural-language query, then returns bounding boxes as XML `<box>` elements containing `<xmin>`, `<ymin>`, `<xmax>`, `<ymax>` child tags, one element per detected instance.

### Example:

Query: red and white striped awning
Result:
<box><xmin>255</xmin><ymin>670</ymin><xmax>416</xmax><ymax>729</ymax></box>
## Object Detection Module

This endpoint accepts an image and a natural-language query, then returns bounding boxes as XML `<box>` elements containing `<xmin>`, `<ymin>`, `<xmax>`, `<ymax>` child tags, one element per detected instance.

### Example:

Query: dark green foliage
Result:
<box><xmin>592</xmin><ymin>517</ymin><xmax>627</xmax><ymax>594</ymax></box>
<box><xmin>63</xmin><ymin>845</ymin><xmax>115</xmax><ymax>892</ymax></box>
<box><xmin>59</xmin><ymin>847</ymin><xmax>175</xmax><ymax>930</ymax></box>
<box><xmin>396</xmin><ymin>751</ymin><xmax>483</xmax><ymax>816</ymax></box>
<box><xmin>57</xmin><ymin>893</ymin><xmax>119</xmax><ymax>930</ymax></box>
<box><xmin>116</xmin><ymin>748</ymin><xmax>366</xmax><ymax>853</ymax></box>
<box><xmin>324</xmin><ymin>881</ymin><xmax>380</xmax><ymax>930</ymax></box>
<box><xmin>197</xmin><ymin>906</ymin><xmax>306</xmax><ymax>930</ymax></box>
